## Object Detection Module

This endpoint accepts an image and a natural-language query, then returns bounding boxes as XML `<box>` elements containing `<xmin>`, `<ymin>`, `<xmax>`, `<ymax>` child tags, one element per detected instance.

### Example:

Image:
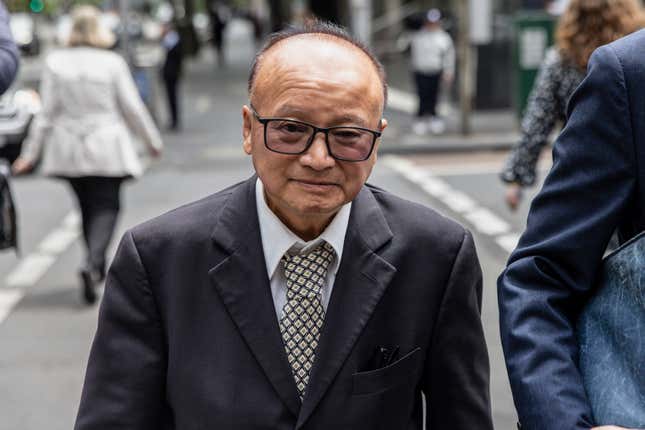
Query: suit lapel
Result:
<box><xmin>296</xmin><ymin>186</ymin><xmax>397</xmax><ymax>429</ymax></box>
<box><xmin>208</xmin><ymin>177</ymin><xmax>301</xmax><ymax>417</ymax></box>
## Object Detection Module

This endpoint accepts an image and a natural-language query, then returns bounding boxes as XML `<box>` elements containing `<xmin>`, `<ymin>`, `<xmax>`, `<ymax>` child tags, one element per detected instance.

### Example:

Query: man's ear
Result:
<box><xmin>379</xmin><ymin>118</ymin><xmax>388</xmax><ymax>132</ymax></box>
<box><xmin>242</xmin><ymin>105</ymin><xmax>253</xmax><ymax>155</ymax></box>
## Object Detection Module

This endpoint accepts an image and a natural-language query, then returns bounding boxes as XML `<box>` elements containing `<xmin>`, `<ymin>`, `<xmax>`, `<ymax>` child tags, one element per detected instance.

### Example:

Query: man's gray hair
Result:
<box><xmin>247</xmin><ymin>20</ymin><xmax>388</xmax><ymax>107</ymax></box>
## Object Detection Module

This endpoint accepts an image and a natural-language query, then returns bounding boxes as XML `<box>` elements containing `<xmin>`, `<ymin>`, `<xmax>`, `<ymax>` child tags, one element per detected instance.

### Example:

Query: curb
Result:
<box><xmin>379</xmin><ymin>134</ymin><xmax>519</xmax><ymax>155</ymax></box>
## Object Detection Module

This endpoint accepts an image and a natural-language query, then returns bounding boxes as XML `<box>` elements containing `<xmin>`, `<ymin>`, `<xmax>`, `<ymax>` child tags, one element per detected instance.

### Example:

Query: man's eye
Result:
<box><xmin>332</xmin><ymin>130</ymin><xmax>362</xmax><ymax>140</ymax></box>
<box><xmin>277</xmin><ymin>122</ymin><xmax>308</xmax><ymax>133</ymax></box>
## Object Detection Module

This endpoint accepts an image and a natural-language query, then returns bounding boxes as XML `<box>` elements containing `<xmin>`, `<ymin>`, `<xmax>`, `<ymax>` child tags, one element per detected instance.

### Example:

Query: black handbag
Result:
<box><xmin>0</xmin><ymin>160</ymin><xmax>17</xmax><ymax>251</ymax></box>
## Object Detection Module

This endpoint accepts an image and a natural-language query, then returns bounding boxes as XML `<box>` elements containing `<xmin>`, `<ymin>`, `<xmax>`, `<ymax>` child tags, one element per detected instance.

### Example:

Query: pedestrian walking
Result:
<box><xmin>161</xmin><ymin>22</ymin><xmax>183</xmax><ymax>131</ymax></box>
<box><xmin>500</xmin><ymin>0</ymin><xmax>644</xmax><ymax>210</ymax></box>
<box><xmin>74</xmin><ymin>21</ymin><xmax>493</xmax><ymax>430</ymax></box>
<box><xmin>409</xmin><ymin>9</ymin><xmax>454</xmax><ymax>135</ymax></box>
<box><xmin>208</xmin><ymin>0</ymin><xmax>231</xmax><ymax>67</ymax></box>
<box><xmin>11</xmin><ymin>6</ymin><xmax>162</xmax><ymax>305</ymax></box>
<box><xmin>498</xmin><ymin>9</ymin><xmax>645</xmax><ymax>430</ymax></box>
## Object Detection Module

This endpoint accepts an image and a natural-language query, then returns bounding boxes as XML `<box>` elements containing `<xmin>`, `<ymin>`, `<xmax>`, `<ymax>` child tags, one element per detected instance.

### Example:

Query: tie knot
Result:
<box><xmin>282</xmin><ymin>241</ymin><xmax>335</xmax><ymax>298</ymax></box>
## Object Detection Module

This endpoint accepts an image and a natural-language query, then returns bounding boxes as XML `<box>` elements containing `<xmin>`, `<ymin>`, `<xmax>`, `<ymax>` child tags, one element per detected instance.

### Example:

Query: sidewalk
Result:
<box><xmin>157</xmin><ymin>19</ymin><xmax>520</xmax><ymax>157</ymax></box>
<box><xmin>382</xmin><ymin>101</ymin><xmax>519</xmax><ymax>154</ymax></box>
<box><xmin>380</xmin><ymin>53</ymin><xmax>520</xmax><ymax>155</ymax></box>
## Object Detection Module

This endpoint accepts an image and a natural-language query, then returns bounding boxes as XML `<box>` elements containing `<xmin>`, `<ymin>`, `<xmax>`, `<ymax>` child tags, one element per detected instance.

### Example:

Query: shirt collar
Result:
<box><xmin>255</xmin><ymin>178</ymin><xmax>351</xmax><ymax>280</ymax></box>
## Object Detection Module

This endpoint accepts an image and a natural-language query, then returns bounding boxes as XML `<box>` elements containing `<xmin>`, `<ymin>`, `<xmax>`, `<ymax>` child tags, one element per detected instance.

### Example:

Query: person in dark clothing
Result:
<box><xmin>208</xmin><ymin>1</ymin><xmax>230</xmax><ymax>67</ymax></box>
<box><xmin>0</xmin><ymin>0</ymin><xmax>19</xmax><ymax>95</ymax></box>
<box><xmin>161</xmin><ymin>23</ymin><xmax>183</xmax><ymax>131</ymax></box>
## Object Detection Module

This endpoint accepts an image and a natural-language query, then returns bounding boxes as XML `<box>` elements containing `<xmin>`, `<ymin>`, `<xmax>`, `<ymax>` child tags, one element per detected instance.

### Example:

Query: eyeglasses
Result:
<box><xmin>250</xmin><ymin>107</ymin><xmax>382</xmax><ymax>162</ymax></box>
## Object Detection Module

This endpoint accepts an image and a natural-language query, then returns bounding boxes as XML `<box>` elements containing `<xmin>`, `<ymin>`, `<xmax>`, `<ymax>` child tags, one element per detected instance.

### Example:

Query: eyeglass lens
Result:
<box><xmin>265</xmin><ymin>120</ymin><xmax>374</xmax><ymax>160</ymax></box>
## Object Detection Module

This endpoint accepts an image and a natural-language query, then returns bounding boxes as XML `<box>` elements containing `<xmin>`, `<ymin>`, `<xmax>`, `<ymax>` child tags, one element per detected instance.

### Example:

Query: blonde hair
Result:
<box><xmin>68</xmin><ymin>5</ymin><xmax>115</xmax><ymax>49</ymax></box>
<box><xmin>556</xmin><ymin>0</ymin><xmax>645</xmax><ymax>70</ymax></box>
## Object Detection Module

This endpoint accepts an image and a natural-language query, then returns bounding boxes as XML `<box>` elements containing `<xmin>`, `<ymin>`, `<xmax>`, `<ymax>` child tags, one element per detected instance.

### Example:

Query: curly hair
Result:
<box><xmin>556</xmin><ymin>0</ymin><xmax>645</xmax><ymax>70</ymax></box>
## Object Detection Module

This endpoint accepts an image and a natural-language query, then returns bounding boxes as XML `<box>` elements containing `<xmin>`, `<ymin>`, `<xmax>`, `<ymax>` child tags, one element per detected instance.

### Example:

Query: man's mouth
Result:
<box><xmin>292</xmin><ymin>179</ymin><xmax>338</xmax><ymax>188</ymax></box>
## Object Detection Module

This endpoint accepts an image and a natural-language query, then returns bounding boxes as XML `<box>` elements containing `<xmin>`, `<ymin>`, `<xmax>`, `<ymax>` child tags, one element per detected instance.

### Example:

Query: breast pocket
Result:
<box><xmin>352</xmin><ymin>347</ymin><xmax>422</xmax><ymax>396</ymax></box>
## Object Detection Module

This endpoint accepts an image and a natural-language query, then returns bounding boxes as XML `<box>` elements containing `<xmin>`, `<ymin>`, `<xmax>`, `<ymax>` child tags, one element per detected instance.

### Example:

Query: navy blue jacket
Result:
<box><xmin>0</xmin><ymin>0</ymin><xmax>19</xmax><ymax>94</ymax></box>
<box><xmin>498</xmin><ymin>31</ymin><xmax>645</xmax><ymax>430</ymax></box>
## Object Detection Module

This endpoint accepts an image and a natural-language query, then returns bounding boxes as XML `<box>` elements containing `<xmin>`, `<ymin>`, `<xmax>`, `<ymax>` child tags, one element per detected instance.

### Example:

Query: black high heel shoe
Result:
<box><xmin>80</xmin><ymin>269</ymin><xmax>98</xmax><ymax>305</ymax></box>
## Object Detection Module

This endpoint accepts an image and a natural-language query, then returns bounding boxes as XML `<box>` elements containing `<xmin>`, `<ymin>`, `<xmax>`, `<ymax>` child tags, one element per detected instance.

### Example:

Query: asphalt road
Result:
<box><xmin>2</xmin><ymin>154</ymin><xmax>540</xmax><ymax>430</ymax></box>
<box><xmin>0</xmin><ymin>22</ymin><xmax>553</xmax><ymax>429</ymax></box>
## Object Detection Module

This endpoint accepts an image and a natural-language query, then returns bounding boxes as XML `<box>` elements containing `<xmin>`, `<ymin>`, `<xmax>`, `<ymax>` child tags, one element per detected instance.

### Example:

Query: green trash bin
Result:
<box><xmin>514</xmin><ymin>12</ymin><xmax>556</xmax><ymax>119</ymax></box>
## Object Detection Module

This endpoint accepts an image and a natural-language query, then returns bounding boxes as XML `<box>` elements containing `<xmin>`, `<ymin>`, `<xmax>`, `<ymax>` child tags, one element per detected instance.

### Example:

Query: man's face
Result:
<box><xmin>242</xmin><ymin>36</ymin><xmax>387</xmax><ymax>234</ymax></box>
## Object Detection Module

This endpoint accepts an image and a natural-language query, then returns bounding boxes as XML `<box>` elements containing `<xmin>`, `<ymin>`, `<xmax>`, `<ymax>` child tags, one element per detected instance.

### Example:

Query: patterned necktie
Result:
<box><xmin>279</xmin><ymin>241</ymin><xmax>335</xmax><ymax>399</ymax></box>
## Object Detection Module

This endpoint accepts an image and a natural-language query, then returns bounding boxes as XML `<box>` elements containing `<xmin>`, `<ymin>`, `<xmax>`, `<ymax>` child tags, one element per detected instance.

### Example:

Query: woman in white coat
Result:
<box><xmin>12</xmin><ymin>6</ymin><xmax>163</xmax><ymax>304</ymax></box>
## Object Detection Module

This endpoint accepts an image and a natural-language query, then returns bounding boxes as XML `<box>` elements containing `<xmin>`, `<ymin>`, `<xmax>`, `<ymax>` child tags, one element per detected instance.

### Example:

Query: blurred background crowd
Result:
<box><xmin>0</xmin><ymin>0</ymin><xmax>608</xmax><ymax>139</ymax></box>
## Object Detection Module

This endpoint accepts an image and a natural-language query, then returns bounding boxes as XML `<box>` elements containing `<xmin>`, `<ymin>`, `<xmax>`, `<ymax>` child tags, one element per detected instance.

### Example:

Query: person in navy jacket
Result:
<box><xmin>498</xmin><ymin>30</ymin><xmax>645</xmax><ymax>430</ymax></box>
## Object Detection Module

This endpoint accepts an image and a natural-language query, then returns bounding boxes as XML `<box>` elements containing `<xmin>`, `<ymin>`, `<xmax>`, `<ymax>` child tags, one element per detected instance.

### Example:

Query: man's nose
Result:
<box><xmin>301</xmin><ymin>131</ymin><xmax>335</xmax><ymax>169</ymax></box>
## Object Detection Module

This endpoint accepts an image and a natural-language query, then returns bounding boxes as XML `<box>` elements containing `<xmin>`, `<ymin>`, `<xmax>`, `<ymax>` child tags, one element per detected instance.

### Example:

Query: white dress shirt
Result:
<box><xmin>255</xmin><ymin>178</ymin><xmax>351</xmax><ymax>322</ymax></box>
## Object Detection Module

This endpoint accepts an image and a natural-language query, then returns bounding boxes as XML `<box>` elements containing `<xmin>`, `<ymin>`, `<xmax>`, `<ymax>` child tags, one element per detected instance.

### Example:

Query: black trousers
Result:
<box><xmin>163</xmin><ymin>74</ymin><xmax>180</xmax><ymax>128</ymax></box>
<box><xmin>67</xmin><ymin>177</ymin><xmax>124</xmax><ymax>277</ymax></box>
<box><xmin>414</xmin><ymin>71</ymin><xmax>442</xmax><ymax>117</ymax></box>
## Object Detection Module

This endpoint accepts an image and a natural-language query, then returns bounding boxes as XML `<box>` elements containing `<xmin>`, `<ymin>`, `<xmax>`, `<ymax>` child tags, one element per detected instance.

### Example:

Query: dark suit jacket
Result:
<box><xmin>162</xmin><ymin>37</ymin><xmax>182</xmax><ymax>81</ymax></box>
<box><xmin>498</xmin><ymin>31</ymin><xmax>645</xmax><ymax>430</ymax></box>
<box><xmin>75</xmin><ymin>178</ymin><xmax>492</xmax><ymax>430</ymax></box>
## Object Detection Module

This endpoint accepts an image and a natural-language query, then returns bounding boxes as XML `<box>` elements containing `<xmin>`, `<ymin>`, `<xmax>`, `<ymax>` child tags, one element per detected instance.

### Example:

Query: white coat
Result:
<box><xmin>20</xmin><ymin>47</ymin><xmax>162</xmax><ymax>178</ymax></box>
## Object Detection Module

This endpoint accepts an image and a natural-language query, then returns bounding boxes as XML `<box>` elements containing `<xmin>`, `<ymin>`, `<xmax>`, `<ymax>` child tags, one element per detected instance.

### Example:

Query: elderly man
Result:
<box><xmin>75</xmin><ymin>22</ymin><xmax>492</xmax><ymax>429</ymax></box>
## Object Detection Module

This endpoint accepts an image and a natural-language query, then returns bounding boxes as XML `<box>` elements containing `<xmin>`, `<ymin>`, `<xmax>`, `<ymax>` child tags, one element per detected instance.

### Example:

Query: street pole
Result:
<box><xmin>118</xmin><ymin>0</ymin><xmax>133</xmax><ymax>65</ymax></box>
<box><xmin>457</xmin><ymin>0</ymin><xmax>472</xmax><ymax>135</ymax></box>
<box><xmin>383</xmin><ymin>0</ymin><xmax>402</xmax><ymax>48</ymax></box>
<box><xmin>350</xmin><ymin>0</ymin><xmax>372</xmax><ymax>46</ymax></box>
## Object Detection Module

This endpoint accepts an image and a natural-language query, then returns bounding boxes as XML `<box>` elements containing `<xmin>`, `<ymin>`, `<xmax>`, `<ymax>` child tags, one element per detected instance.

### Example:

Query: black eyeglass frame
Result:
<box><xmin>250</xmin><ymin>107</ymin><xmax>382</xmax><ymax>162</ymax></box>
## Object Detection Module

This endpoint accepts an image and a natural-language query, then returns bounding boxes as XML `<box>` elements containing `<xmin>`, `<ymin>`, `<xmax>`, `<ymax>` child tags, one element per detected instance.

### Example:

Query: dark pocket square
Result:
<box><xmin>352</xmin><ymin>347</ymin><xmax>422</xmax><ymax>395</ymax></box>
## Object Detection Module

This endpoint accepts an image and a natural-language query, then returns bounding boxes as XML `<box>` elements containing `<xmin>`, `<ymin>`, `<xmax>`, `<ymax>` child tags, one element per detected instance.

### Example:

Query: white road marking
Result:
<box><xmin>1</xmin><ymin>211</ymin><xmax>80</xmax><ymax>324</ymax></box>
<box><xmin>382</xmin><ymin>155</ymin><xmax>520</xmax><ymax>254</ymax></box>
<box><xmin>5</xmin><ymin>254</ymin><xmax>58</xmax><ymax>289</ymax></box>
<box><xmin>441</xmin><ymin>190</ymin><xmax>477</xmax><ymax>214</ymax></box>
<box><xmin>419</xmin><ymin>176</ymin><xmax>451</xmax><ymax>198</ymax></box>
<box><xmin>421</xmin><ymin>162</ymin><xmax>504</xmax><ymax>177</ymax></box>
<box><xmin>496</xmin><ymin>233</ymin><xmax>521</xmax><ymax>254</ymax></box>
<box><xmin>406</xmin><ymin>162</ymin><xmax>552</xmax><ymax>178</ymax></box>
<box><xmin>195</xmin><ymin>96</ymin><xmax>212</xmax><ymax>113</ymax></box>
<box><xmin>0</xmin><ymin>290</ymin><xmax>24</xmax><ymax>325</ymax></box>
<box><xmin>38</xmin><ymin>229</ymin><xmax>80</xmax><ymax>255</ymax></box>
<box><xmin>387</xmin><ymin>87</ymin><xmax>417</xmax><ymax>114</ymax></box>
<box><xmin>464</xmin><ymin>208</ymin><xmax>511</xmax><ymax>236</ymax></box>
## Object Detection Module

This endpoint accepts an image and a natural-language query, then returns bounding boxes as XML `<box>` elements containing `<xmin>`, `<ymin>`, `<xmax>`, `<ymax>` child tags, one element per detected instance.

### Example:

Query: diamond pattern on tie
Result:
<box><xmin>279</xmin><ymin>241</ymin><xmax>335</xmax><ymax>399</ymax></box>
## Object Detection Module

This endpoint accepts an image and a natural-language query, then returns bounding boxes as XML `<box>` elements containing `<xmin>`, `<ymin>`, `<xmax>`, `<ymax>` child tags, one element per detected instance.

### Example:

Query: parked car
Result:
<box><xmin>10</xmin><ymin>13</ymin><xmax>40</xmax><ymax>56</ymax></box>
<box><xmin>0</xmin><ymin>89</ymin><xmax>41</xmax><ymax>164</ymax></box>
